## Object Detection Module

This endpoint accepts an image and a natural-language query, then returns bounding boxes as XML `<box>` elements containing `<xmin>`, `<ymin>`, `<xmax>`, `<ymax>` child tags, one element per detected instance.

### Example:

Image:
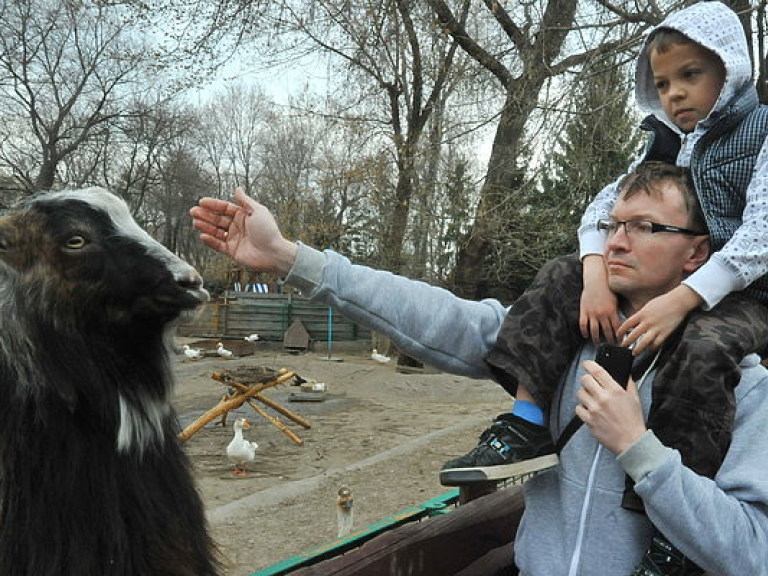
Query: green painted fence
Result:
<box><xmin>177</xmin><ymin>292</ymin><xmax>371</xmax><ymax>343</ymax></box>
<box><xmin>250</xmin><ymin>489</ymin><xmax>460</xmax><ymax>576</ymax></box>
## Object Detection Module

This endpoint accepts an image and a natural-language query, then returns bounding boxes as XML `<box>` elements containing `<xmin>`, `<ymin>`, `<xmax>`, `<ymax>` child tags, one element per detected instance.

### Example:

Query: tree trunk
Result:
<box><xmin>34</xmin><ymin>156</ymin><xmax>58</xmax><ymax>191</ymax></box>
<box><xmin>452</xmin><ymin>87</ymin><xmax>537</xmax><ymax>299</ymax></box>
<box><xmin>381</xmin><ymin>156</ymin><xmax>415</xmax><ymax>272</ymax></box>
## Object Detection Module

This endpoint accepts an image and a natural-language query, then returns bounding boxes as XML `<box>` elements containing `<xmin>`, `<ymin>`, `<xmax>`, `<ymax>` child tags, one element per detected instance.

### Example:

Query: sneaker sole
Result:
<box><xmin>439</xmin><ymin>453</ymin><xmax>559</xmax><ymax>485</ymax></box>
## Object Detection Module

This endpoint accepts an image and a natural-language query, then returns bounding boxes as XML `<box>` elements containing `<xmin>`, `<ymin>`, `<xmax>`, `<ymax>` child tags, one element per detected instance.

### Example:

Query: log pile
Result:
<box><xmin>178</xmin><ymin>367</ymin><xmax>311</xmax><ymax>445</ymax></box>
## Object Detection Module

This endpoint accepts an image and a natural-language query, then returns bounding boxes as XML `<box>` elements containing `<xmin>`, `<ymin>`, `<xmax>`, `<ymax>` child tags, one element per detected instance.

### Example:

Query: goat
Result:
<box><xmin>0</xmin><ymin>188</ymin><xmax>219</xmax><ymax>575</ymax></box>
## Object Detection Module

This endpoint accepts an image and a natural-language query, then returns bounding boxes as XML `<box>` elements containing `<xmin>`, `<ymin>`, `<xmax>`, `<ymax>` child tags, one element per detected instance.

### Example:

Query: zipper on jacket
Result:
<box><xmin>567</xmin><ymin>444</ymin><xmax>603</xmax><ymax>576</ymax></box>
<box><xmin>566</xmin><ymin>351</ymin><xmax>661</xmax><ymax>575</ymax></box>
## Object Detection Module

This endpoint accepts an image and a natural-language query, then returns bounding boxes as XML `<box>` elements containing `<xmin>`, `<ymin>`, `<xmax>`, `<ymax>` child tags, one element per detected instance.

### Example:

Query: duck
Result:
<box><xmin>182</xmin><ymin>344</ymin><xmax>203</xmax><ymax>360</ymax></box>
<box><xmin>216</xmin><ymin>342</ymin><xmax>234</xmax><ymax>359</ymax></box>
<box><xmin>226</xmin><ymin>418</ymin><xmax>258</xmax><ymax>476</ymax></box>
<box><xmin>336</xmin><ymin>486</ymin><xmax>354</xmax><ymax>538</ymax></box>
<box><xmin>371</xmin><ymin>349</ymin><xmax>391</xmax><ymax>364</ymax></box>
<box><xmin>244</xmin><ymin>333</ymin><xmax>260</xmax><ymax>343</ymax></box>
<box><xmin>299</xmin><ymin>379</ymin><xmax>327</xmax><ymax>393</ymax></box>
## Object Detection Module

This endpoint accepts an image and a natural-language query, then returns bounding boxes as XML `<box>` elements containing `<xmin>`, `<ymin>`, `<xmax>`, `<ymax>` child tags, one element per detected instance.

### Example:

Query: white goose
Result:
<box><xmin>226</xmin><ymin>418</ymin><xmax>258</xmax><ymax>476</ymax></box>
<box><xmin>182</xmin><ymin>344</ymin><xmax>203</xmax><ymax>360</ymax></box>
<box><xmin>371</xmin><ymin>349</ymin><xmax>391</xmax><ymax>364</ymax></box>
<box><xmin>216</xmin><ymin>342</ymin><xmax>234</xmax><ymax>359</ymax></box>
<box><xmin>243</xmin><ymin>333</ymin><xmax>260</xmax><ymax>343</ymax></box>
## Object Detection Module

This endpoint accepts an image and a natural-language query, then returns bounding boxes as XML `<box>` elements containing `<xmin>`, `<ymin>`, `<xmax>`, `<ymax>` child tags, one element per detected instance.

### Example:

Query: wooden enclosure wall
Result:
<box><xmin>177</xmin><ymin>292</ymin><xmax>371</xmax><ymax>343</ymax></box>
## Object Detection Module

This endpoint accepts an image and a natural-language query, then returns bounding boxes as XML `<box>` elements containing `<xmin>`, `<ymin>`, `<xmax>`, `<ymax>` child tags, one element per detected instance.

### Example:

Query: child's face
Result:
<box><xmin>649</xmin><ymin>42</ymin><xmax>726</xmax><ymax>133</ymax></box>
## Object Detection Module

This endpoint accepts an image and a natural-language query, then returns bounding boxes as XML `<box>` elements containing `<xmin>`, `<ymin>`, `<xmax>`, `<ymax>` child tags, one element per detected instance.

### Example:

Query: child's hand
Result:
<box><xmin>618</xmin><ymin>285</ymin><xmax>703</xmax><ymax>354</ymax></box>
<box><xmin>580</xmin><ymin>255</ymin><xmax>621</xmax><ymax>345</ymax></box>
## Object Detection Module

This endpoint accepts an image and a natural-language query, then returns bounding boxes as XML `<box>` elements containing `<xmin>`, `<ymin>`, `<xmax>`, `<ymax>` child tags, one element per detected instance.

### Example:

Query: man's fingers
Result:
<box><xmin>197</xmin><ymin>197</ymin><xmax>240</xmax><ymax>215</ymax></box>
<box><xmin>191</xmin><ymin>218</ymin><xmax>225</xmax><ymax>238</ymax></box>
<box><xmin>198</xmin><ymin>233</ymin><xmax>226</xmax><ymax>253</ymax></box>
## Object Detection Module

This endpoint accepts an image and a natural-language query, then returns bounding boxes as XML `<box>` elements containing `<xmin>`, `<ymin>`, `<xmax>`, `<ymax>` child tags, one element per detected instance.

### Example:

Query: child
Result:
<box><xmin>441</xmin><ymin>2</ymin><xmax>768</xmax><ymax>573</ymax></box>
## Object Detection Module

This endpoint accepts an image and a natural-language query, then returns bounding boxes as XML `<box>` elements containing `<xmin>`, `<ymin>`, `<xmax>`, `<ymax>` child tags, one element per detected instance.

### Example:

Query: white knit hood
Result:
<box><xmin>635</xmin><ymin>1</ymin><xmax>752</xmax><ymax>128</ymax></box>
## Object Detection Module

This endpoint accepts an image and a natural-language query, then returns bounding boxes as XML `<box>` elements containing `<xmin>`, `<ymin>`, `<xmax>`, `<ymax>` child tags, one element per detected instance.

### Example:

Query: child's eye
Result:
<box><xmin>684</xmin><ymin>68</ymin><xmax>701</xmax><ymax>79</ymax></box>
<box><xmin>655</xmin><ymin>80</ymin><xmax>668</xmax><ymax>91</ymax></box>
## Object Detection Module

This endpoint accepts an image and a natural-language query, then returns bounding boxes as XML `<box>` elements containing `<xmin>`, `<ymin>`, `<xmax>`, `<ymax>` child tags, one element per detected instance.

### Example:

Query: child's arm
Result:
<box><xmin>578</xmin><ymin>167</ymin><xmax>639</xmax><ymax>345</ymax></box>
<box><xmin>617</xmin><ymin>284</ymin><xmax>704</xmax><ymax>354</ymax></box>
<box><xmin>682</xmin><ymin>142</ymin><xmax>768</xmax><ymax>309</ymax></box>
<box><xmin>619</xmin><ymin>141</ymin><xmax>768</xmax><ymax>353</ymax></box>
<box><xmin>580</xmin><ymin>255</ymin><xmax>621</xmax><ymax>345</ymax></box>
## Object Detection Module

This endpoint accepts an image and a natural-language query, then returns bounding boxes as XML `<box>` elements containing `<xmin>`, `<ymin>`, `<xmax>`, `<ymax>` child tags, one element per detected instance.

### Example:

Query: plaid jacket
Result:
<box><xmin>642</xmin><ymin>85</ymin><xmax>768</xmax><ymax>305</ymax></box>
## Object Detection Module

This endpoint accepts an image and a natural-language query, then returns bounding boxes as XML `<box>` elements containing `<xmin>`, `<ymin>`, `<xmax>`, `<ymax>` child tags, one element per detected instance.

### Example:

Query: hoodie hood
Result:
<box><xmin>635</xmin><ymin>2</ymin><xmax>752</xmax><ymax>126</ymax></box>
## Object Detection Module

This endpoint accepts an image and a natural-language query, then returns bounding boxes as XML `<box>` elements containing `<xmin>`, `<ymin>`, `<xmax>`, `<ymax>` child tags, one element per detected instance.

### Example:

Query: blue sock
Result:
<box><xmin>512</xmin><ymin>400</ymin><xmax>545</xmax><ymax>426</ymax></box>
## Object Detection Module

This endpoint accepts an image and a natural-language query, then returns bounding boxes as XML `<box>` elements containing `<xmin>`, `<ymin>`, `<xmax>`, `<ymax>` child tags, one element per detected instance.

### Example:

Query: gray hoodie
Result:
<box><xmin>287</xmin><ymin>243</ymin><xmax>768</xmax><ymax>575</ymax></box>
<box><xmin>579</xmin><ymin>1</ymin><xmax>768</xmax><ymax>311</ymax></box>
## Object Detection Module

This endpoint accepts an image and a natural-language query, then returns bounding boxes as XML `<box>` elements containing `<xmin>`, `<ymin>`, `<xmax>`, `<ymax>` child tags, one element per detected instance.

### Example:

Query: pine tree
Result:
<box><xmin>481</xmin><ymin>56</ymin><xmax>643</xmax><ymax>302</ymax></box>
<box><xmin>540</xmin><ymin>56</ymin><xmax>642</xmax><ymax>244</ymax></box>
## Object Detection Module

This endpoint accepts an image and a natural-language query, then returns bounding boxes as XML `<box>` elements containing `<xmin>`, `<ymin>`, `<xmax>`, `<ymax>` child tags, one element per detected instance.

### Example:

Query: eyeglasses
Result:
<box><xmin>597</xmin><ymin>219</ymin><xmax>708</xmax><ymax>238</ymax></box>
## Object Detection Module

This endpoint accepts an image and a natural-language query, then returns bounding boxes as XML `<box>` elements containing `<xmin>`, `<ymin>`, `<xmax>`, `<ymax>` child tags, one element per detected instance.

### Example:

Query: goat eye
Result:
<box><xmin>65</xmin><ymin>235</ymin><xmax>87</xmax><ymax>250</ymax></box>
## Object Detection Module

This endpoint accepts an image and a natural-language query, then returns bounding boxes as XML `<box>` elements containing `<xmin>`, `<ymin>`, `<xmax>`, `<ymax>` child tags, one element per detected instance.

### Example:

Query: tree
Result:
<box><xmin>756</xmin><ymin>0</ymin><xmax>768</xmax><ymax>104</ymax></box>
<box><xmin>484</xmin><ymin>55</ymin><xmax>642</xmax><ymax>300</ymax></box>
<box><xmin>161</xmin><ymin>0</ymin><xmax>472</xmax><ymax>273</ymax></box>
<box><xmin>194</xmin><ymin>84</ymin><xmax>272</xmax><ymax>198</ymax></box>
<box><xmin>427</xmin><ymin>0</ymin><xmax>685</xmax><ymax>298</ymax></box>
<box><xmin>0</xmin><ymin>1</ymin><xmax>152</xmax><ymax>191</ymax></box>
<box><xmin>429</xmin><ymin>154</ymin><xmax>474</xmax><ymax>282</ymax></box>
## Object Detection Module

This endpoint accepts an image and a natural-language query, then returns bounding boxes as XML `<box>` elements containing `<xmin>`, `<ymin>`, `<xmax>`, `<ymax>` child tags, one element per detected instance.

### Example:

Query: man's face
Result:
<box><xmin>650</xmin><ymin>42</ymin><xmax>725</xmax><ymax>133</ymax></box>
<box><xmin>603</xmin><ymin>182</ymin><xmax>707</xmax><ymax>311</ymax></box>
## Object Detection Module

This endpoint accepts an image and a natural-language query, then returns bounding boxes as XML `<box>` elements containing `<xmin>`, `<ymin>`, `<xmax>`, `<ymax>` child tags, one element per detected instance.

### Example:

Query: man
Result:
<box><xmin>190</xmin><ymin>162</ymin><xmax>768</xmax><ymax>575</ymax></box>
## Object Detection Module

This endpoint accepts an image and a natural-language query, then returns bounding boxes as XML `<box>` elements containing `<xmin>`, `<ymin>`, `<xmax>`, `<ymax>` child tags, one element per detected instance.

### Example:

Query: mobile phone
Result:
<box><xmin>594</xmin><ymin>344</ymin><xmax>633</xmax><ymax>389</ymax></box>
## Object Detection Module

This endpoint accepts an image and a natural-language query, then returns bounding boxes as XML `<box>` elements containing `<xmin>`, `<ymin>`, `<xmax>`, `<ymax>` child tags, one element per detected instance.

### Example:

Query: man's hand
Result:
<box><xmin>580</xmin><ymin>255</ymin><xmax>622</xmax><ymax>345</ymax></box>
<box><xmin>576</xmin><ymin>360</ymin><xmax>646</xmax><ymax>454</ymax></box>
<box><xmin>189</xmin><ymin>188</ymin><xmax>298</xmax><ymax>276</ymax></box>
<box><xmin>617</xmin><ymin>284</ymin><xmax>703</xmax><ymax>355</ymax></box>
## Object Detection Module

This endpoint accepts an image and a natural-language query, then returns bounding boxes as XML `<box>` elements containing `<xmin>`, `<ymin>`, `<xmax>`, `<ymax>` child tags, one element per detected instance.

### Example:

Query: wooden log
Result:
<box><xmin>254</xmin><ymin>393</ymin><xmax>312</xmax><ymax>428</ymax></box>
<box><xmin>177</xmin><ymin>370</ymin><xmax>295</xmax><ymax>442</ymax></box>
<box><xmin>245</xmin><ymin>399</ymin><xmax>304</xmax><ymax>446</ymax></box>
<box><xmin>226</xmin><ymin>380</ymin><xmax>312</xmax><ymax>429</ymax></box>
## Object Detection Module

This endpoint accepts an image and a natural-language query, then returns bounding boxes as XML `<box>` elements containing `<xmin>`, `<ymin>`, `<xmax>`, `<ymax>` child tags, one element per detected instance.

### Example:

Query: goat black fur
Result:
<box><xmin>0</xmin><ymin>189</ymin><xmax>219</xmax><ymax>575</ymax></box>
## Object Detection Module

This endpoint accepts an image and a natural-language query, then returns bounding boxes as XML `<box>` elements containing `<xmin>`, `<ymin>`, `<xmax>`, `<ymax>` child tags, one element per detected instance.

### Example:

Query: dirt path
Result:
<box><xmin>173</xmin><ymin>340</ymin><xmax>511</xmax><ymax>575</ymax></box>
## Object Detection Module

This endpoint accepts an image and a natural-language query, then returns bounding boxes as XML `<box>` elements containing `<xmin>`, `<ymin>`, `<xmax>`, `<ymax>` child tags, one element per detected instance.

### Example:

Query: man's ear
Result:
<box><xmin>685</xmin><ymin>236</ymin><xmax>711</xmax><ymax>272</ymax></box>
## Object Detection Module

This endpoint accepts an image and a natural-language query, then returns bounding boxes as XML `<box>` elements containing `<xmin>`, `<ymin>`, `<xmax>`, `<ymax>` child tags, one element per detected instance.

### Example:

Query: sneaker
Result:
<box><xmin>632</xmin><ymin>529</ymin><xmax>704</xmax><ymax>576</ymax></box>
<box><xmin>439</xmin><ymin>413</ymin><xmax>558</xmax><ymax>485</ymax></box>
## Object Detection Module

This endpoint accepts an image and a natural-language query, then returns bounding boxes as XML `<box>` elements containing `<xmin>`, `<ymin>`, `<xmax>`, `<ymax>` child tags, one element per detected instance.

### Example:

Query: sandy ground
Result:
<box><xmin>172</xmin><ymin>338</ymin><xmax>511</xmax><ymax>575</ymax></box>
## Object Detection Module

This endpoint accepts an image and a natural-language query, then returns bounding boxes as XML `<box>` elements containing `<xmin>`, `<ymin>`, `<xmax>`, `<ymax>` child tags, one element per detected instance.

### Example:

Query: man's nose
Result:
<box><xmin>606</xmin><ymin>224</ymin><xmax>631</xmax><ymax>250</ymax></box>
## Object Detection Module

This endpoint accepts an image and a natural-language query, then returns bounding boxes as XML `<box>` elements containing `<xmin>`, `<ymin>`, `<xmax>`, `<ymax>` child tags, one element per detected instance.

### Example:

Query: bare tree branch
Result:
<box><xmin>426</xmin><ymin>0</ymin><xmax>513</xmax><ymax>88</ymax></box>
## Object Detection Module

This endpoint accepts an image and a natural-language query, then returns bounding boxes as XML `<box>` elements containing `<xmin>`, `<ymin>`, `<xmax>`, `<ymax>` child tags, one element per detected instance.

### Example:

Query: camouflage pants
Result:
<box><xmin>484</xmin><ymin>253</ymin><xmax>768</xmax><ymax>479</ymax></box>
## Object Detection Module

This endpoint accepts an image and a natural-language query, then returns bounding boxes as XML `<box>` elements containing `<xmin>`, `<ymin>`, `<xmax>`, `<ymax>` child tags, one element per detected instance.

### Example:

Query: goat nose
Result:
<box><xmin>177</xmin><ymin>271</ymin><xmax>202</xmax><ymax>289</ymax></box>
<box><xmin>177</xmin><ymin>270</ymin><xmax>209</xmax><ymax>301</ymax></box>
